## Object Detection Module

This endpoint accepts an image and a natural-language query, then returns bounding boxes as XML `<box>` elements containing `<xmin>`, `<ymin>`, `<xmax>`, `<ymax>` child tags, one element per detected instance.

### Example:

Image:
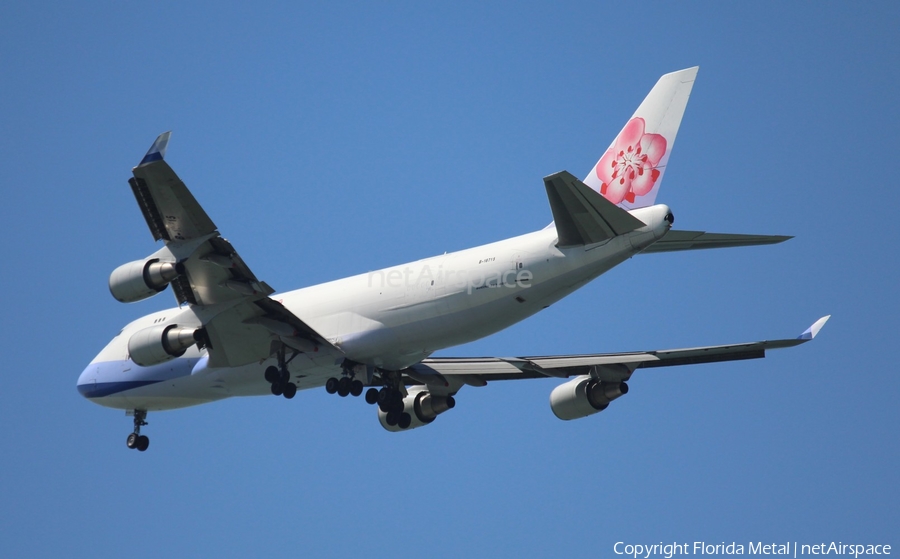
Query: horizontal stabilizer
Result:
<box><xmin>544</xmin><ymin>171</ymin><xmax>646</xmax><ymax>247</ymax></box>
<box><xmin>640</xmin><ymin>230</ymin><xmax>792</xmax><ymax>254</ymax></box>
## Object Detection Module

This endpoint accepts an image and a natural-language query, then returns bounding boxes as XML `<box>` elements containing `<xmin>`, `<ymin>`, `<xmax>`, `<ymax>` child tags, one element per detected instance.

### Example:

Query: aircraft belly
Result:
<box><xmin>406</xmin><ymin>244</ymin><xmax>635</xmax><ymax>351</ymax></box>
<box><xmin>270</xmin><ymin>229</ymin><xmax>636</xmax><ymax>370</ymax></box>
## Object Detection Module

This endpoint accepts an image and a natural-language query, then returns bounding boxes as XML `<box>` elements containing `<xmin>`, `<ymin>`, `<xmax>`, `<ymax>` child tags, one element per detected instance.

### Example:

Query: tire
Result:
<box><xmin>325</xmin><ymin>377</ymin><xmax>339</xmax><ymax>394</ymax></box>
<box><xmin>271</xmin><ymin>382</ymin><xmax>284</xmax><ymax>396</ymax></box>
<box><xmin>126</xmin><ymin>433</ymin><xmax>138</xmax><ymax>449</ymax></box>
<box><xmin>390</xmin><ymin>398</ymin><xmax>405</xmax><ymax>414</ymax></box>
<box><xmin>398</xmin><ymin>413</ymin><xmax>412</xmax><ymax>429</ymax></box>
<box><xmin>350</xmin><ymin>380</ymin><xmax>364</xmax><ymax>397</ymax></box>
<box><xmin>264</xmin><ymin>366</ymin><xmax>279</xmax><ymax>383</ymax></box>
<box><xmin>337</xmin><ymin>377</ymin><xmax>351</xmax><ymax>397</ymax></box>
<box><xmin>365</xmin><ymin>388</ymin><xmax>379</xmax><ymax>405</ymax></box>
<box><xmin>283</xmin><ymin>382</ymin><xmax>297</xmax><ymax>399</ymax></box>
<box><xmin>377</xmin><ymin>387</ymin><xmax>391</xmax><ymax>405</ymax></box>
<box><xmin>136</xmin><ymin>435</ymin><xmax>150</xmax><ymax>452</ymax></box>
<box><xmin>385</xmin><ymin>411</ymin><xmax>399</xmax><ymax>426</ymax></box>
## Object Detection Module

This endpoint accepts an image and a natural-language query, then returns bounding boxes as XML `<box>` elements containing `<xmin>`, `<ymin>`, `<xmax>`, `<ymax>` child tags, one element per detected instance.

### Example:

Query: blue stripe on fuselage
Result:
<box><xmin>77</xmin><ymin>357</ymin><xmax>198</xmax><ymax>399</ymax></box>
<box><xmin>77</xmin><ymin>380</ymin><xmax>163</xmax><ymax>398</ymax></box>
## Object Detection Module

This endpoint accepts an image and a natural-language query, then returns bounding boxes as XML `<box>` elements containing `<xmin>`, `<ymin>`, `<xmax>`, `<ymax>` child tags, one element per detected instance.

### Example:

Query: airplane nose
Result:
<box><xmin>76</xmin><ymin>364</ymin><xmax>97</xmax><ymax>399</ymax></box>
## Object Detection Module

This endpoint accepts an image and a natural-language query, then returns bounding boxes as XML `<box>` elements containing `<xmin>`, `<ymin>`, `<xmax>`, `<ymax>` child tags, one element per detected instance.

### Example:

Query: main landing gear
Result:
<box><xmin>375</xmin><ymin>385</ymin><xmax>412</xmax><ymax>429</ymax></box>
<box><xmin>324</xmin><ymin>376</ymin><xmax>364</xmax><ymax>398</ymax></box>
<box><xmin>265</xmin><ymin>365</ymin><xmax>297</xmax><ymax>399</ymax></box>
<box><xmin>325</xmin><ymin>358</ymin><xmax>366</xmax><ymax>398</ymax></box>
<box><xmin>126</xmin><ymin>410</ymin><xmax>150</xmax><ymax>452</ymax></box>
<box><xmin>264</xmin><ymin>344</ymin><xmax>298</xmax><ymax>399</ymax></box>
<box><xmin>324</xmin><ymin>367</ymin><xmax>413</xmax><ymax>429</ymax></box>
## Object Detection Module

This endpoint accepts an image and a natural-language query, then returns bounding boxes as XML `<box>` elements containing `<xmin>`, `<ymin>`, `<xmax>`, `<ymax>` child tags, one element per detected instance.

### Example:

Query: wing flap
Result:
<box><xmin>131</xmin><ymin>161</ymin><xmax>217</xmax><ymax>243</ymax></box>
<box><xmin>200</xmin><ymin>297</ymin><xmax>343</xmax><ymax>368</ymax></box>
<box><xmin>202</xmin><ymin>305</ymin><xmax>275</xmax><ymax>368</ymax></box>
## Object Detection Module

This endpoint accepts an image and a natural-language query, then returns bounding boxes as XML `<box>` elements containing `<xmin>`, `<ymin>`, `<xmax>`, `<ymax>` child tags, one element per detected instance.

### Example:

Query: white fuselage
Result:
<box><xmin>77</xmin><ymin>205</ymin><xmax>672</xmax><ymax>411</ymax></box>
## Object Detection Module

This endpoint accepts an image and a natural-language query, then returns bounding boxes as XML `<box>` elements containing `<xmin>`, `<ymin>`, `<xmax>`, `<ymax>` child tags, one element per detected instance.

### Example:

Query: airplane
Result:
<box><xmin>77</xmin><ymin>67</ymin><xmax>829</xmax><ymax>452</ymax></box>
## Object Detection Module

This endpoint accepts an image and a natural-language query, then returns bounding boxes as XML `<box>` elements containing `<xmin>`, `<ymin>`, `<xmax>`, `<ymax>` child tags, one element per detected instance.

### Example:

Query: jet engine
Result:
<box><xmin>378</xmin><ymin>387</ymin><xmax>456</xmax><ymax>432</ymax></box>
<box><xmin>127</xmin><ymin>324</ymin><xmax>201</xmax><ymax>367</ymax></box>
<box><xmin>109</xmin><ymin>258</ymin><xmax>180</xmax><ymax>303</ymax></box>
<box><xmin>549</xmin><ymin>375</ymin><xmax>628</xmax><ymax>420</ymax></box>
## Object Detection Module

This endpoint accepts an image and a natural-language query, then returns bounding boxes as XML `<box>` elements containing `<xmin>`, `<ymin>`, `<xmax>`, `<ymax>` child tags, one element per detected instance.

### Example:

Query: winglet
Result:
<box><xmin>798</xmin><ymin>315</ymin><xmax>831</xmax><ymax>340</ymax></box>
<box><xmin>138</xmin><ymin>131</ymin><xmax>171</xmax><ymax>167</ymax></box>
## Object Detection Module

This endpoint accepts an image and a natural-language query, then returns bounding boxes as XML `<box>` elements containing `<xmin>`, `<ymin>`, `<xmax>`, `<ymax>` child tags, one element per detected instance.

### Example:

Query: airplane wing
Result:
<box><xmin>640</xmin><ymin>230</ymin><xmax>792</xmax><ymax>253</ymax></box>
<box><xmin>403</xmin><ymin>316</ymin><xmax>830</xmax><ymax>392</ymax></box>
<box><xmin>127</xmin><ymin>132</ymin><xmax>340</xmax><ymax>368</ymax></box>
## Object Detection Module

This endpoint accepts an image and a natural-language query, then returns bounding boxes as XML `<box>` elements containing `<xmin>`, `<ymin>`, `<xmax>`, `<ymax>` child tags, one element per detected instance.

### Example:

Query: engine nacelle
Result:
<box><xmin>127</xmin><ymin>324</ymin><xmax>200</xmax><ymax>367</ymax></box>
<box><xmin>109</xmin><ymin>258</ymin><xmax>179</xmax><ymax>303</ymax></box>
<box><xmin>549</xmin><ymin>375</ymin><xmax>628</xmax><ymax>420</ymax></box>
<box><xmin>378</xmin><ymin>387</ymin><xmax>456</xmax><ymax>432</ymax></box>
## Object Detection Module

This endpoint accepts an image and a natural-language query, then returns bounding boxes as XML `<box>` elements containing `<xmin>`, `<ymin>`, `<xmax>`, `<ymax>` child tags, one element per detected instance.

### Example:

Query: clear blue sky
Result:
<box><xmin>1</xmin><ymin>2</ymin><xmax>897</xmax><ymax>557</ymax></box>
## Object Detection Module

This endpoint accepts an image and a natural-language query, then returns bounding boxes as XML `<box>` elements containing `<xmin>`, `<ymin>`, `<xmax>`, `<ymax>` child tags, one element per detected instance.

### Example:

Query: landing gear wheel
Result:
<box><xmin>398</xmin><ymin>412</ymin><xmax>412</xmax><ymax>429</ymax></box>
<box><xmin>385</xmin><ymin>411</ymin><xmax>399</xmax><ymax>426</ymax></box>
<box><xmin>377</xmin><ymin>387</ymin><xmax>391</xmax><ymax>406</ymax></box>
<box><xmin>264</xmin><ymin>366</ymin><xmax>279</xmax><ymax>383</ymax></box>
<box><xmin>283</xmin><ymin>382</ymin><xmax>297</xmax><ymax>399</ymax></box>
<box><xmin>126</xmin><ymin>410</ymin><xmax>149</xmax><ymax>451</ymax></box>
<box><xmin>271</xmin><ymin>382</ymin><xmax>284</xmax><ymax>396</ymax></box>
<box><xmin>350</xmin><ymin>379</ymin><xmax>364</xmax><ymax>397</ymax></box>
<box><xmin>390</xmin><ymin>398</ymin><xmax>405</xmax><ymax>414</ymax></box>
<box><xmin>337</xmin><ymin>377</ymin><xmax>351</xmax><ymax>397</ymax></box>
<box><xmin>325</xmin><ymin>377</ymin><xmax>339</xmax><ymax>394</ymax></box>
<box><xmin>365</xmin><ymin>388</ymin><xmax>379</xmax><ymax>405</ymax></box>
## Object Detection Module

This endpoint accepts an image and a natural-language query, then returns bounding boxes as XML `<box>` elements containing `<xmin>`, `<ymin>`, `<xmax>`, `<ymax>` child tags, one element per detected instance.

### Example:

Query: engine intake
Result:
<box><xmin>378</xmin><ymin>387</ymin><xmax>456</xmax><ymax>432</ymax></box>
<box><xmin>109</xmin><ymin>258</ymin><xmax>179</xmax><ymax>303</ymax></box>
<box><xmin>128</xmin><ymin>324</ymin><xmax>200</xmax><ymax>367</ymax></box>
<box><xmin>549</xmin><ymin>375</ymin><xmax>628</xmax><ymax>420</ymax></box>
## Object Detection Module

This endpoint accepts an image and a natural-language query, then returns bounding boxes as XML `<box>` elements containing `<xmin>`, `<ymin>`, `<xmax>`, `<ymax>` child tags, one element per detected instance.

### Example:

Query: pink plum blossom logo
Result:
<box><xmin>596</xmin><ymin>117</ymin><xmax>667</xmax><ymax>204</ymax></box>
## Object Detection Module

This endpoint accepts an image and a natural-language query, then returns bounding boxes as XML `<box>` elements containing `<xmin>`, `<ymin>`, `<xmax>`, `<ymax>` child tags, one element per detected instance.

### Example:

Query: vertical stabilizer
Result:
<box><xmin>583</xmin><ymin>67</ymin><xmax>698</xmax><ymax>209</ymax></box>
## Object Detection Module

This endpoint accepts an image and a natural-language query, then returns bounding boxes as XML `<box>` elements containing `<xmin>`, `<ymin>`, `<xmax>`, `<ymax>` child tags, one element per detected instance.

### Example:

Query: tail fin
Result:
<box><xmin>583</xmin><ymin>67</ymin><xmax>698</xmax><ymax>210</ymax></box>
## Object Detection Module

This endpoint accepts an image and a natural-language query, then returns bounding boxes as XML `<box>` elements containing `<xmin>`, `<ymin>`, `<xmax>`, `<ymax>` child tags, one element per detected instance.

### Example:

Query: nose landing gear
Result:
<box><xmin>126</xmin><ymin>410</ymin><xmax>150</xmax><ymax>452</ymax></box>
